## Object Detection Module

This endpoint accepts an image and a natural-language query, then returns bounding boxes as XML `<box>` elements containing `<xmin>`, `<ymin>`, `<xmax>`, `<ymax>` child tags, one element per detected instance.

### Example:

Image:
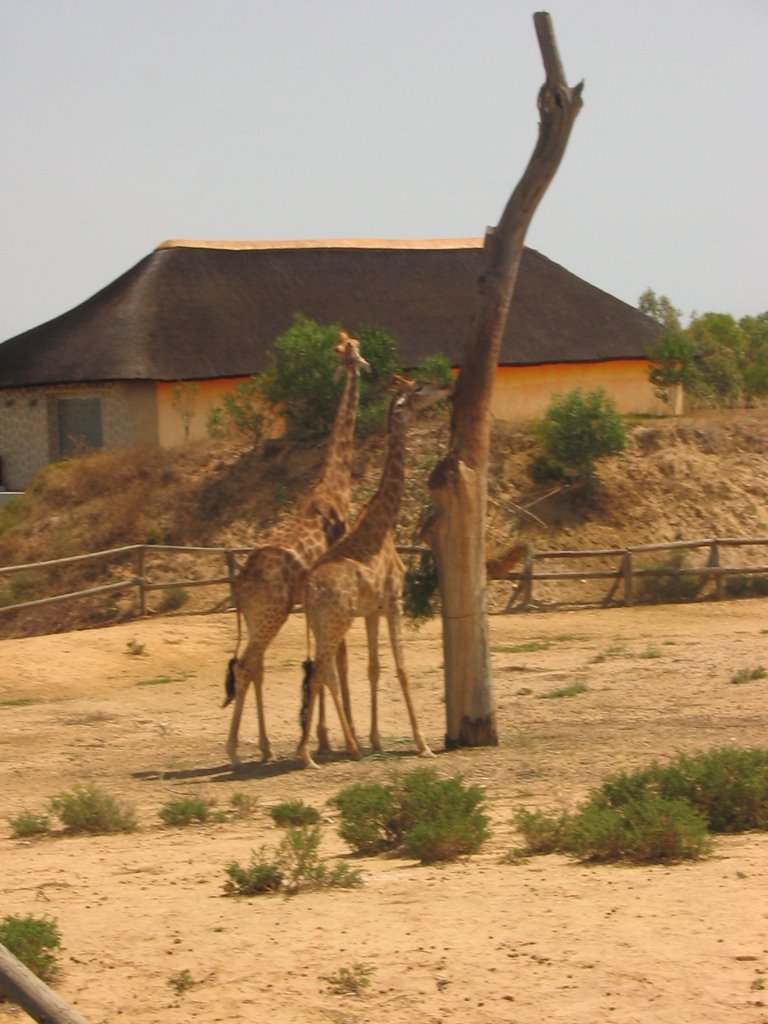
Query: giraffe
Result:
<box><xmin>298</xmin><ymin>374</ymin><xmax>450</xmax><ymax>770</ymax></box>
<box><xmin>224</xmin><ymin>332</ymin><xmax>369</xmax><ymax>767</ymax></box>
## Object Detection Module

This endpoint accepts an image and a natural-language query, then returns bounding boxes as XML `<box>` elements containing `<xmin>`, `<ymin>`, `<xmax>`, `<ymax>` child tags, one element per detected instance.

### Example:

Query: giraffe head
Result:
<box><xmin>333</xmin><ymin>331</ymin><xmax>370</xmax><ymax>381</ymax></box>
<box><xmin>389</xmin><ymin>373</ymin><xmax>452</xmax><ymax>416</ymax></box>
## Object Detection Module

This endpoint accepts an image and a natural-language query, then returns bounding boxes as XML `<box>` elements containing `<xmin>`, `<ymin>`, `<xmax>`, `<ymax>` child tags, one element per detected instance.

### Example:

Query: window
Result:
<box><xmin>56</xmin><ymin>397</ymin><xmax>103</xmax><ymax>457</ymax></box>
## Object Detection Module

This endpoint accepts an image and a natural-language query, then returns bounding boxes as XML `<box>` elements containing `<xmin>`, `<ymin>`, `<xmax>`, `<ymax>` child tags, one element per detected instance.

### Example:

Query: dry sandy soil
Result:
<box><xmin>1</xmin><ymin>598</ymin><xmax>768</xmax><ymax>1024</ymax></box>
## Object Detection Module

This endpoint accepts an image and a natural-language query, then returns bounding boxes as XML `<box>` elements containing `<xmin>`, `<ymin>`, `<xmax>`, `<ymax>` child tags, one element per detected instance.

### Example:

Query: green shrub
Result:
<box><xmin>329</xmin><ymin>781</ymin><xmax>401</xmax><ymax>855</ymax></box>
<box><xmin>331</xmin><ymin>768</ymin><xmax>491</xmax><ymax>864</ymax></box>
<box><xmin>324</xmin><ymin>962</ymin><xmax>376</xmax><ymax>996</ymax></box>
<box><xmin>225</xmin><ymin>849</ymin><xmax>284</xmax><ymax>895</ymax></box>
<box><xmin>50</xmin><ymin>784</ymin><xmax>137</xmax><ymax>834</ymax></box>
<box><xmin>229</xmin><ymin>791</ymin><xmax>258</xmax><ymax>818</ymax></box>
<box><xmin>156</xmin><ymin>587</ymin><xmax>190</xmax><ymax>613</ymax></box>
<box><xmin>538</xmin><ymin>680</ymin><xmax>588</xmax><ymax>699</ymax></box>
<box><xmin>730</xmin><ymin>665</ymin><xmax>767</xmax><ymax>684</ymax></box>
<box><xmin>598</xmin><ymin>747</ymin><xmax>768</xmax><ymax>833</ymax></box>
<box><xmin>564</xmin><ymin>794</ymin><xmax>712</xmax><ymax>863</ymax></box>
<box><xmin>403</xmin><ymin>549</ymin><xmax>439</xmax><ymax>625</ymax></box>
<box><xmin>159</xmin><ymin>796</ymin><xmax>212</xmax><ymax>827</ymax></box>
<box><xmin>224</xmin><ymin>826</ymin><xmax>362</xmax><ymax>897</ymax></box>
<box><xmin>8</xmin><ymin>810</ymin><xmax>51</xmax><ymax>838</ymax></box>
<box><xmin>0</xmin><ymin>914</ymin><xmax>61</xmax><ymax>984</ymax></box>
<box><xmin>268</xmin><ymin>800</ymin><xmax>320</xmax><ymax>827</ymax></box>
<box><xmin>532</xmin><ymin>388</ymin><xmax>626</xmax><ymax>492</ymax></box>
<box><xmin>512</xmin><ymin>807</ymin><xmax>570</xmax><ymax>854</ymax></box>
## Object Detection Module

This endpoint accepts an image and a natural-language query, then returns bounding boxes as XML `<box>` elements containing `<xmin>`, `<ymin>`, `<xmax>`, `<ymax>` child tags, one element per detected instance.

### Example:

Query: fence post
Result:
<box><xmin>707</xmin><ymin>540</ymin><xmax>724</xmax><ymax>600</ymax></box>
<box><xmin>623</xmin><ymin>550</ymin><xmax>634</xmax><ymax>606</ymax></box>
<box><xmin>134</xmin><ymin>546</ymin><xmax>147</xmax><ymax>617</ymax></box>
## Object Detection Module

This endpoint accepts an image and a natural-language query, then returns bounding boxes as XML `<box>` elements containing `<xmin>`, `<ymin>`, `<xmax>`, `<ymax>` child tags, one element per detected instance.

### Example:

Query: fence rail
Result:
<box><xmin>1</xmin><ymin>537</ymin><xmax>767</xmax><ymax>622</ymax></box>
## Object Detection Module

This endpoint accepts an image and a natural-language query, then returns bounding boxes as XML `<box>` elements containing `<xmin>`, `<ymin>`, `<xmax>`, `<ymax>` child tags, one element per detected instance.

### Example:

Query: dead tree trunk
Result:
<box><xmin>423</xmin><ymin>13</ymin><xmax>583</xmax><ymax>748</ymax></box>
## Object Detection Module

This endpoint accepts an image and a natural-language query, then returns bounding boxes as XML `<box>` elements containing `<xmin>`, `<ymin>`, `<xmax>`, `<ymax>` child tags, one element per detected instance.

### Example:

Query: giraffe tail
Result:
<box><xmin>222</xmin><ymin>603</ymin><xmax>244</xmax><ymax>709</ymax></box>
<box><xmin>300</xmin><ymin>659</ymin><xmax>314</xmax><ymax>731</ymax></box>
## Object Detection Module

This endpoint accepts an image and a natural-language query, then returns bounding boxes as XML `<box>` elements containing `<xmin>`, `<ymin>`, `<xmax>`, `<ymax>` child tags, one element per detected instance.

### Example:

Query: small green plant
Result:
<box><xmin>331</xmin><ymin>768</ymin><xmax>491</xmax><ymax>863</ymax></box>
<box><xmin>269</xmin><ymin>800</ymin><xmax>321</xmax><ymax>827</ymax></box>
<box><xmin>159</xmin><ymin>795</ymin><xmax>213</xmax><ymax>827</ymax></box>
<box><xmin>168</xmin><ymin>969</ymin><xmax>196</xmax><ymax>994</ymax></box>
<box><xmin>125</xmin><ymin>639</ymin><xmax>146</xmax><ymax>656</ymax></box>
<box><xmin>324</xmin><ymin>961</ymin><xmax>376</xmax><ymax>996</ymax></box>
<box><xmin>0</xmin><ymin>697</ymin><xmax>36</xmax><ymax>707</ymax></box>
<box><xmin>8</xmin><ymin>809</ymin><xmax>51</xmax><ymax>838</ymax></box>
<box><xmin>156</xmin><ymin>587</ymin><xmax>190</xmax><ymax>613</ymax></box>
<box><xmin>136</xmin><ymin>675</ymin><xmax>173</xmax><ymax>687</ymax></box>
<box><xmin>50</xmin><ymin>783</ymin><xmax>137</xmax><ymax>834</ymax></box>
<box><xmin>229</xmin><ymin>791</ymin><xmax>258</xmax><ymax>818</ymax></box>
<box><xmin>224</xmin><ymin>827</ymin><xmax>363</xmax><ymax>897</ymax></box>
<box><xmin>276</xmin><ymin>825</ymin><xmax>363</xmax><ymax>894</ymax></box>
<box><xmin>224</xmin><ymin>848</ymin><xmax>284</xmax><ymax>895</ymax></box>
<box><xmin>538</xmin><ymin>680</ymin><xmax>588</xmax><ymax>699</ymax></box>
<box><xmin>403</xmin><ymin>549</ymin><xmax>439</xmax><ymax>625</ymax></box>
<box><xmin>731</xmin><ymin>665</ymin><xmax>767</xmax><ymax>684</ymax></box>
<box><xmin>0</xmin><ymin>914</ymin><xmax>61</xmax><ymax>984</ymax></box>
<box><xmin>637</xmin><ymin>646</ymin><xmax>663</xmax><ymax>659</ymax></box>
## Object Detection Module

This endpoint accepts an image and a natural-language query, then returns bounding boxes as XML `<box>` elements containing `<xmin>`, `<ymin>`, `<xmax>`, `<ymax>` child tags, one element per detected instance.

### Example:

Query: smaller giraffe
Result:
<box><xmin>224</xmin><ymin>332</ymin><xmax>369</xmax><ymax>767</ymax></box>
<box><xmin>298</xmin><ymin>374</ymin><xmax>450</xmax><ymax>770</ymax></box>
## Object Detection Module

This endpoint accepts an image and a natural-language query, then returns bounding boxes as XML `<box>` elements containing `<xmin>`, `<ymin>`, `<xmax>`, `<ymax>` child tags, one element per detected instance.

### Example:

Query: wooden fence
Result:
<box><xmin>1</xmin><ymin>537</ymin><xmax>767</xmax><ymax>621</ymax></box>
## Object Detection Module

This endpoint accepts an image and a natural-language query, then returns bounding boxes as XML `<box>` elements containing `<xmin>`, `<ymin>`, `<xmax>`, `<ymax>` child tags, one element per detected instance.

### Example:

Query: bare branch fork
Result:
<box><xmin>424</xmin><ymin>12</ymin><xmax>583</xmax><ymax>749</ymax></box>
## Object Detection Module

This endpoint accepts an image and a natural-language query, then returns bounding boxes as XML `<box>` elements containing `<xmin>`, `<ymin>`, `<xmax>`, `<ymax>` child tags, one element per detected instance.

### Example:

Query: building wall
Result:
<box><xmin>491</xmin><ymin>359</ymin><xmax>675</xmax><ymax>421</ymax></box>
<box><xmin>155</xmin><ymin>378</ymin><xmax>251</xmax><ymax>447</ymax></box>
<box><xmin>0</xmin><ymin>381</ymin><xmax>157</xmax><ymax>491</ymax></box>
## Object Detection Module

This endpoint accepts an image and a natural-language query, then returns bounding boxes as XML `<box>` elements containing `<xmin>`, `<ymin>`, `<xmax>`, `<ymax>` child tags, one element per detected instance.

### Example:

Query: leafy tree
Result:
<box><xmin>648</xmin><ymin>330</ymin><xmax>698</xmax><ymax>404</ymax></box>
<box><xmin>259</xmin><ymin>315</ymin><xmax>401</xmax><ymax>439</ymax></box>
<box><xmin>638</xmin><ymin>288</ymin><xmax>682</xmax><ymax>333</ymax></box>
<box><xmin>739</xmin><ymin>312</ymin><xmax>768</xmax><ymax>400</ymax></box>
<box><xmin>533</xmin><ymin>388</ymin><xmax>626</xmax><ymax>492</ymax></box>
<box><xmin>207</xmin><ymin>376</ymin><xmax>265</xmax><ymax>444</ymax></box>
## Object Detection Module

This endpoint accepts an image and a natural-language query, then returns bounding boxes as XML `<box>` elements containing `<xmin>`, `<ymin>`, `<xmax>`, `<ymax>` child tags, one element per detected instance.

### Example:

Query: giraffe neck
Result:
<box><xmin>313</xmin><ymin>360</ymin><xmax>361</xmax><ymax>519</ymax></box>
<box><xmin>350</xmin><ymin>396</ymin><xmax>409</xmax><ymax>547</ymax></box>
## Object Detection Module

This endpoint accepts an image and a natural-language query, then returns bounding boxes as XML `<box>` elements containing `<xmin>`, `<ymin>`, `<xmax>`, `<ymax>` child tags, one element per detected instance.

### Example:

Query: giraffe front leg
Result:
<box><xmin>386</xmin><ymin>600</ymin><xmax>434</xmax><ymax>759</ymax></box>
<box><xmin>365</xmin><ymin>614</ymin><xmax>383</xmax><ymax>752</ymax></box>
<box><xmin>297</xmin><ymin>663</ymin><xmax>322</xmax><ymax>770</ymax></box>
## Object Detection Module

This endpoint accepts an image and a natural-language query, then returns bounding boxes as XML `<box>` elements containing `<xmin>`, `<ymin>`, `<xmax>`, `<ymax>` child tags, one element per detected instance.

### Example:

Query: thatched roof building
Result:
<box><xmin>0</xmin><ymin>239</ymin><xmax>659</xmax><ymax>387</ymax></box>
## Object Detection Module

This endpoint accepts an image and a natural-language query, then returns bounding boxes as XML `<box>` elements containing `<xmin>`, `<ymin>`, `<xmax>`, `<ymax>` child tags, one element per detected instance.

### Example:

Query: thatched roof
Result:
<box><xmin>0</xmin><ymin>239</ymin><xmax>660</xmax><ymax>388</ymax></box>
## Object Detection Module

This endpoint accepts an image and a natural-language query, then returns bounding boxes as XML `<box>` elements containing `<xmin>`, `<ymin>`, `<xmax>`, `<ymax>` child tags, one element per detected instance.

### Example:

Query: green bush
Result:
<box><xmin>225</xmin><ymin>849</ymin><xmax>284</xmax><ymax>895</ymax></box>
<box><xmin>403</xmin><ymin>549</ymin><xmax>439</xmax><ymax>625</ymax></box>
<box><xmin>0</xmin><ymin>914</ymin><xmax>61</xmax><ymax>984</ymax></box>
<box><xmin>329</xmin><ymin>782</ymin><xmax>400</xmax><ymax>855</ymax></box>
<box><xmin>564</xmin><ymin>794</ymin><xmax>712</xmax><ymax>863</ymax></box>
<box><xmin>598</xmin><ymin>747</ymin><xmax>768</xmax><ymax>833</ymax></box>
<box><xmin>8</xmin><ymin>809</ymin><xmax>51</xmax><ymax>838</ymax></box>
<box><xmin>224</xmin><ymin>826</ymin><xmax>363</xmax><ymax>897</ymax></box>
<box><xmin>268</xmin><ymin>800</ymin><xmax>320</xmax><ymax>827</ymax></box>
<box><xmin>331</xmin><ymin>768</ymin><xmax>491</xmax><ymax>864</ymax></box>
<box><xmin>50</xmin><ymin>784</ymin><xmax>137</xmax><ymax>834</ymax></box>
<box><xmin>512</xmin><ymin>807</ymin><xmax>570</xmax><ymax>855</ymax></box>
<box><xmin>512</xmin><ymin>747</ymin><xmax>768</xmax><ymax>864</ymax></box>
<box><xmin>158</xmin><ymin>796</ymin><xmax>213</xmax><ymax>827</ymax></box>
<box><xmin>532</xmin><ymin>388</ymin><xmax>626</xmax><ymax>492</ymax></box>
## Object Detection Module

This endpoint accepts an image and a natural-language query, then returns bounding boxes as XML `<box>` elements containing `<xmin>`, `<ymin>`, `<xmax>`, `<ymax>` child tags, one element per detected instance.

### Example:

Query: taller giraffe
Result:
<box><xmin>298</xmin><ymin>374</ymin><xmax>450</xmax><ymax>770</ymax></box>
<box><xmin>224</xmin><ymin>332</ymin><xmax>369</xmax><ymax>767</ymax></box>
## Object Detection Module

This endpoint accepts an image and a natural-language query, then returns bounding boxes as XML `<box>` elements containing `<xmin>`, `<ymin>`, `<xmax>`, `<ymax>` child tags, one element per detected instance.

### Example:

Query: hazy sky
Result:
<box><xmin>1</xmin><ymin>0</ymin><xmax>765</xmax><ymax>343</ymax></box>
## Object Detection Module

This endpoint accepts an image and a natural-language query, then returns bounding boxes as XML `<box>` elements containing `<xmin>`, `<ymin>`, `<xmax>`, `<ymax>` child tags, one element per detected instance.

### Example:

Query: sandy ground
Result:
<box><xmin>1</xmin><ymin>598</ymin><xmax>768</xmax><ymax>1024</ymax></box>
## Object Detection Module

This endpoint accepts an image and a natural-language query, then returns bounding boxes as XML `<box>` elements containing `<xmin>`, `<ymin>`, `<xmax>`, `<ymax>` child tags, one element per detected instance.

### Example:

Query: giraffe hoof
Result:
<box><xmin>418</xmin><ymin>746</ymin><xmax>436</xmax><ymax>759</ymax></box>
